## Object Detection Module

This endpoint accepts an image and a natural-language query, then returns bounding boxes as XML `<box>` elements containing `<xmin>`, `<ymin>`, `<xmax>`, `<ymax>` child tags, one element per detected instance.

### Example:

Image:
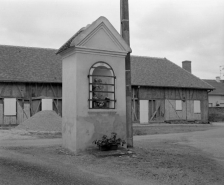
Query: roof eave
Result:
<box><xmin>131</xmin><ymin>84</ymin><xmax>214</xmax><ymax>90</ymax></box>
<box><xmin>56</xmin><ymin>46</ymin><xmax>75</xmax><ymax>56</ymax></box>
<box><xmin>0</xmin><ymin>80</ymin><xmax>62</xmax><ymax>84</ymax></box>
<box><xmin>208</xmin><ymin>93</ymin><xmax>224</xmax><ymax>95</ymax></box>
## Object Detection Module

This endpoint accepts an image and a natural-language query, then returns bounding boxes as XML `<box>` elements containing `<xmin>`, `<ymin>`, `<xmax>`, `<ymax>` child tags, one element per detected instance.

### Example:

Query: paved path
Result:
<box><xmin>134</xmin><ymin>123</ymin><xmax>224</xmax><ymax>165</ymax></box>
<box><xmin>0</xmin><ymin>139</ymin><xmax>130</xmax><ymax>185</ymax></box>
<box><xmin>0</xmin><ymin>148</ymin><xmax>125</xmax><ymax>185</ymax></box>
<box><xmin>1</xmin><ymin>124</ymin><xmax>224</xmax><ymax>185</ymax></box>
<box><xmin>185</xmin><ymin>125</ymin><xmax>224</xmax><ymax>162</ymax></box>
<box><xmin>1</xmin><ymin>124</ymin><xmax>224</xmax><ymax>162</ymax></box>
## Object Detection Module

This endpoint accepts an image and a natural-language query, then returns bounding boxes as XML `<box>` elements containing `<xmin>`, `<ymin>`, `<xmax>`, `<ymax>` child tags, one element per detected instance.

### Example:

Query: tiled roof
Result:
<box><xmin>0</xmin><ymin>45</ymin><xmax>214</xmax><ymax>90</ymax></box>
<box><xmin>203</xmin><ymin>80</ymin><xmax>224</xmax><ymax>95</ymax></box>
<box><xmin>131</xmin><ymin>56</ymin><xmax>214</xmax><ymax>90</ymax></box>
<box><xmin>0</xmin><ymin>45</ymin><xmax>61</xmax><ymax>83</ymax></box>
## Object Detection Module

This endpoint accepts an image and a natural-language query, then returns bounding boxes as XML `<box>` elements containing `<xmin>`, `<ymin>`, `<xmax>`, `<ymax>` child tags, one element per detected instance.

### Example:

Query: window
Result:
<box><xmin>4</xmin><ymin>98</ymin><xmax>16</xmax><ymax>115</ymax></box>
<box><xmin>194</xmin><ymin>100</ymin><xmax>201</xmax><ymax>113</ymax></box>
<box><xmin>175</xmin><ymin>100</ymin><xmax>182</xmax><ymax>111</ymax></box>
<box><xmin>208</xmin><ymin>103</ymin><xmax>213</xmax><ymax>107</ymax></box>
<box><xmin>88</xmin><ymin>62</ymin><xmax>116</xmax><ymax>109</ymax></box>
<box><xmin>42</xmin><ymin>99</ymin><xmax>53</xmax><ymax>110</ymax></box>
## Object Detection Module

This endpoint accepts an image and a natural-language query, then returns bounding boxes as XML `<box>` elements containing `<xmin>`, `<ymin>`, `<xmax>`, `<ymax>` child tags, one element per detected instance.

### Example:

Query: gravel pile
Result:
<box><xmin>15</xmin><ymin>110</ymin><xmax>62</xmax><ymax>132</ymax></box>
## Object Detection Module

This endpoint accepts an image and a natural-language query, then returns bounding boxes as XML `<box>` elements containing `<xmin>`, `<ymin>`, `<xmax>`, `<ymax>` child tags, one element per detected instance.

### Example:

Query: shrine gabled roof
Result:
<box><xmin>56</xmin><ymin>16</ymin><xmax>131</xmax><ymax>55</ymax></box>
<box><xmin>56</xmin><ymin>27</ymin><xmax>85</xmax><ymax>54</ymax></box>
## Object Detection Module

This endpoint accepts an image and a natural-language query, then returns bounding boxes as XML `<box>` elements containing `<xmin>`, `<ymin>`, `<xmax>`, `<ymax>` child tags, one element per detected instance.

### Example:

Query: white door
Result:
<box><xmin>140</xmin><ymin>100</ymin><xmax>148</xmax><ymax>123</ymax></box>
<box><xmin>4</xmin><ymin>98</ymin><xmax>16</xmax><ymax>115</ymax></box>
<box><xmin>42</xmin><ymin>99</ymin><xmax>53</xmax><ymax>111</ymax></box>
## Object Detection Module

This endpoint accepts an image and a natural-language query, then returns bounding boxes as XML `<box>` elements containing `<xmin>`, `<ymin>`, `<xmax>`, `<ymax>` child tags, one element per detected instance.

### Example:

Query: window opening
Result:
<box><xmin>42</xmin><ymin>99</ymin><xmax>53</xmax><ymax>110</ymax></box>
<box><xmin>89</xmin><ymin>62</ymin><xmax>116</xmax><ymax>109</ymax></box>
<box><xmin>219</xmin><ymin>103</ymin><xmax>224</xmax><ymax>107</ymax></box>
<box><xmin>175</xmin><ymin>100</ymin><xmax>182</xmax><ymax>111</ymax></box>
<box><xmin>194</xmin><ymin>100</ymin><xmax>201</xmax><ymax>113</ymax></box>
<box><xmin>4</xmin><ymin>98</ymin><xmax>16</xmax><ymax>115</ymax></box>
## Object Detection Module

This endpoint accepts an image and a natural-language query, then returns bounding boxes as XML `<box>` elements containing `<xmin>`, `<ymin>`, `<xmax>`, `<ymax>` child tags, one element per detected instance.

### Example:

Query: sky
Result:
<box><xmin>0</xmin><ymin>0</ymin><xmax>223</xmax><ymax>79</ymax></box>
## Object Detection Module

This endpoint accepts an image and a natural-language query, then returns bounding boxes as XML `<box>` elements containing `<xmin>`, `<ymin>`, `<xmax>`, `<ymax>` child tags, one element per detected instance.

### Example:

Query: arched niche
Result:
<box><xmin>89</xmin><ymin>62</ymin><xmax>116</xmax><ymax>109</ymax></box>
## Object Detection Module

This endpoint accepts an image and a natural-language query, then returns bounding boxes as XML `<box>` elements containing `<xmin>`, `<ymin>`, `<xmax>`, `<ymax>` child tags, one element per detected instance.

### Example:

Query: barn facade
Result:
<box><xmin>131</xmin><ymin>56</ymin><xmax>214</xmax><ymax>124</ymax></box>
<box><xmin>0</xmin><ymin>45</ymin><xmax>62</xmax><ymax>125</ymax></box>
<box><xmin>0</xmin><ymin>45</ymin><xmax>213</xmax><ymax>125</ymax></box>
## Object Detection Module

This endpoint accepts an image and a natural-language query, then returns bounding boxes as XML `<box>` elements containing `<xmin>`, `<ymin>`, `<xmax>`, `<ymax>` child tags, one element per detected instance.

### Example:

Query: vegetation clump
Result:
<box><xmin>93</xmin><ymin>132</ymin><xmax>125</xmax><ymax>151</ymax></box>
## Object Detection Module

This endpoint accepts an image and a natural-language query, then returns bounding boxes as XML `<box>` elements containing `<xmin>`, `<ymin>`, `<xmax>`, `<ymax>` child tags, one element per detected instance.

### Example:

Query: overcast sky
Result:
<box><xmin>0</xmin><ymin>0</ymin><xmax>223</xmax><ymax>79</ymax></box>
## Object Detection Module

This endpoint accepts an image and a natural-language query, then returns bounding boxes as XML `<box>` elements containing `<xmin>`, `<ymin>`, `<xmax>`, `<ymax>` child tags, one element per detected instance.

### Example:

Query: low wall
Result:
<box><xmin>208</xmin><ymin>107</ymin><xmax>224</xmax><ymax>122</ymax></box>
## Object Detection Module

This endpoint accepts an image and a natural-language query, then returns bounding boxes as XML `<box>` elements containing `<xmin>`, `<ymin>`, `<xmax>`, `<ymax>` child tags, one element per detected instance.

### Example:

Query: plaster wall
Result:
<box><xmin>209</xmin><ymin>95</ymin><xmax>224</xmax><ymax>107</ymax></box>
<box><xmin>62</xmin><ymin>51</ymin><xmax>126</xmax><ymax>153</ymax></box>
<box><xmin>62</xmin><ymin>54</ymin><xmax>77</xmax><ymax>152</ymax></box>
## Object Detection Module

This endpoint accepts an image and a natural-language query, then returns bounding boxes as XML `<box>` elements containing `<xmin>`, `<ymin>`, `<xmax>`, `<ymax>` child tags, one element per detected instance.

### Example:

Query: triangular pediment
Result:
<box><xmin>67</xmin><ymin>17</ymin><xmax>131</xmax><ymax>53</ymax></box>
<box><xmin>76</xmin><ymin>23</ymin><xmax>126</xmax><ymax>51</ymax></box>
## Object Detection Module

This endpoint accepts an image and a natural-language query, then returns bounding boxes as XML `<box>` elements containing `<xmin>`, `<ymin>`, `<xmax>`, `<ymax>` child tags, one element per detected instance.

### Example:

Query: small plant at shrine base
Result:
<box><xmin>93</xmin><ymin>132</ymin><xmax>126</xmax><ymax>151</ymax></box>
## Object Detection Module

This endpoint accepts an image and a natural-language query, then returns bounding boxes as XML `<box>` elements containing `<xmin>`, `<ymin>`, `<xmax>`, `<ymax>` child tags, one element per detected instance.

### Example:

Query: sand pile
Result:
<box><xmin>15</xmin><ymin>110</ymin><xmax>62</xmax><ymax>132</ymax></box>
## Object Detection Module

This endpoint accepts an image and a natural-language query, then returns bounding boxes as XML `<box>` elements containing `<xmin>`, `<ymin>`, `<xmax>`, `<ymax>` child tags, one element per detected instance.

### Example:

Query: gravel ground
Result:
<box><xmin>15</xmin><ymin>110</ymin><xmax>62</xmax><ymax>132</ymax></box>
<box><xmin>0</xmin><ymin>129</ymin><xmax>33</xmax><ymax>140</ymax></box>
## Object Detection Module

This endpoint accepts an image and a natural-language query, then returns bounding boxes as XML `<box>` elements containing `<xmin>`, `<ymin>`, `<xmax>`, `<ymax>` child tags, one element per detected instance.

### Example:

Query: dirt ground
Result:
<box><xmin>1</xmin><ymin>124</ymin><xmax>224</xmax><ymax>185</ymax></box>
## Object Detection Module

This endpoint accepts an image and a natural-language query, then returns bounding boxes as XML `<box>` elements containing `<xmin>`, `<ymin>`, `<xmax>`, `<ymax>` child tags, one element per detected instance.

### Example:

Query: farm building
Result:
<box><xmin>203</xmin><ymin>77</ymin><xmax>224</xmax><ymax>107</ymax></box>
<box><xmin>0</xmin><ymin>45</ymin><xmax>62</xmax><ymax>125</ymax></box>
<box><xmin>0</xmin><ymin>45</ymin><xmax>213</xmax><ymax>125</ymax></box>
<box><xmin>131</xmin><ymin>58</ymin><xmax>214</xmax><ymax>124</ymax></box>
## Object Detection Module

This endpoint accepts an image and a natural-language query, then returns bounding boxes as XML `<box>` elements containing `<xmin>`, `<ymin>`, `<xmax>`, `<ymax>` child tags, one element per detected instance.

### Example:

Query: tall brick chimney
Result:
<box><xmin>182</xmin><ymin>60</ymin><xmax>192</xmax><ymax>73</ymax></box>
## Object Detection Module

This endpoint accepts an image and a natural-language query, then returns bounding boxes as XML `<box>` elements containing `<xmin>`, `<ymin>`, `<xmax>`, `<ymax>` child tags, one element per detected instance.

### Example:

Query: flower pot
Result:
<box><xmin>99</xmin><ymin>145</ymin><xmax>110</xmax><ymax>151</ymax></box>
<box><xmin>110</xmin><ymin>144</ymin><xmax>118</xmax><ymax>150</ymax></box>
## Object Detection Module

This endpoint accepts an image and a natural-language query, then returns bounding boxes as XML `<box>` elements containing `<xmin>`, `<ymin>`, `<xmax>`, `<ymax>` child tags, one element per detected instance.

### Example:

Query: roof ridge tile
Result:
<box><xmin>131</xmin><ymin>55</ymin><xmax>166</xmax><ymax>60</ymax></box>
<box><xmin>0</xmin><ymin>44</ymin><xmax>57</xmax><ymax>51</ymax></box>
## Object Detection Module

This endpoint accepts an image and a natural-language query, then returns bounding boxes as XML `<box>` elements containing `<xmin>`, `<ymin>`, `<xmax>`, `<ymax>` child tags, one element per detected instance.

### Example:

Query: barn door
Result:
<box><xmin>148</xmin><ymin>100</ymin><xmax>156</xmax><ymax>121</ymax></box>
<box><xmin>148</xmin><ymin>100</ymin><xmax>165</xmax><ymax>122</ymax></box>
<box><xmin>165</xmin><ymin>100</ymin><xmax>183</xmax><ymax>121</ymax></box>
<box><xmin>31</xmin><ymin>99</ymin><xmax>41</xmax><ymax>116</ymax></box>
<box><xmin>53</xmin><ymin>99</ymin><xmax>62</xmax><ymax>116</ymax></box>
<box><xmin>140</xmin><ymin>100</ymin><xmax>148</xmax><ymax>123</ymax></box>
